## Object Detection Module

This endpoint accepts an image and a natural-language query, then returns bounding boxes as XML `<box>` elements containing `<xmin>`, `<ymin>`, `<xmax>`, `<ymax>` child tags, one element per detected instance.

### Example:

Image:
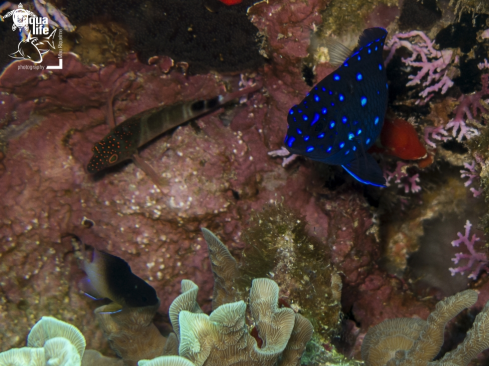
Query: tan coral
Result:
<box><xmin>139</xmin><ymin>355</ymin><xmax>196</xmax><ymax>366</ymax></box>
<box><xmin>27</xmin><ymin>316</ymin><xmax>86</xmax><ymax>359</ymax></box>
<box><xmin>0</xmin><ymin>347</ymin><xmax>45</xmax><ymax>366</ymax></box>
<box><xmin>168</xmin><ymin>280</ymin><xmax>203</xmax><ymax>340</ymax></box>
<box><xmin>0</xmin><ymin>316</ymin><xmax>87</xmax><ymax>366</ymax></box>
<box><xmin>362</xmin><ymin>289</ymin><xmax>489</xmax><ymax>366</ymax></box>
<box><xmin>201</xmin><ymin>228</ymin><xmax>243</xmax><ymax>308</ymax></box>
<box><xmin>43</xmin><ymin>337</ymin><xmax>81</xmax><ymax>366</ymax></box>
<box><xmin>168</xmin><ymin>278</ymin><xmax>312</xmax><ymax>366</ymax></box>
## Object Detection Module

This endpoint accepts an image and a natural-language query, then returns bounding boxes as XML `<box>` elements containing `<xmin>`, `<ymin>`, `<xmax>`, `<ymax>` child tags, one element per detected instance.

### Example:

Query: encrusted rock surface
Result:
<box><xmin>0</xmin><ymin>48</ymin><xmax>379</xmax><ymax>353</ymax></box>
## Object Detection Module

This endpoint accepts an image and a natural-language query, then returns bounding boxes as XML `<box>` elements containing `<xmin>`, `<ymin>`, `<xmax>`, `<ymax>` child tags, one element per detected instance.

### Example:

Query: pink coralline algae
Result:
<box><xmin>449</xmin><ymin>220</ymin><xmax>488</xmax><ymax>280</ymax></box>
<box><xmin>422</xmin><ymin>73</ymin><xmax>488</xmax><ymax>149</ymax></box>
<box><xmin>424</xmin><ymin>125</ymin><xmax>450</xmax><ymax>148</ymax></box>
<box><xmin>384</xmin><ymin>31</ymin><xmax>454</xmax><ymax>103</ymax></box>
<box><xmin>444</xmin><ymin>74</ymin><xmax>489</xmax><ymax>142</ymax></box>
<box><xmin>384</xmin><ymin>161</ymin><xmax>422</xmax><ymax>194</ymax></box>
<box><xmin>460</xmin><ymin>161</ymin><xmax>483</xmax><ymax>198</ymax></box>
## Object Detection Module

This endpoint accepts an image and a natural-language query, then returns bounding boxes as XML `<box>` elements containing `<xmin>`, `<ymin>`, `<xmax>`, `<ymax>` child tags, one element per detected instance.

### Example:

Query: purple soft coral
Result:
<box><xmin>449</xmin><ymin>220</ymin><xmax>488</xmax><ymax>280</ymax></box>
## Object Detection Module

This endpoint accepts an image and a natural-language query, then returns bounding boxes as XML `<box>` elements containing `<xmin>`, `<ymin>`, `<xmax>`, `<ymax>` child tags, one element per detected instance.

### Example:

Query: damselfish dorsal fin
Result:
<box><xmin>357</xmin><ymin>28</ymin><xmax>387</xmax><ymax>48</ymax></box>
<box><xmin>342</xmin><ymin>153</ymin><xmax>386</xmax><ymax>187</ymax></box>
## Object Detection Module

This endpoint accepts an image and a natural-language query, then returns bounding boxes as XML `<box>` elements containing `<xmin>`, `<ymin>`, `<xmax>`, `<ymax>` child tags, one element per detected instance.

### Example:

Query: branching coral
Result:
<box><xmin>385</xmin><ymin>31</ymin><xmax>455</xmax><ymax>103</ymax></box>
<box><xmin>449</xmin><ymin>220</ymin><xmax>488</xmax><ymax>279</ymax></box>
<box><xmin>361</xmin><ymin>289</ymin><xmax>489</xmax><ymax>366</ymax></box>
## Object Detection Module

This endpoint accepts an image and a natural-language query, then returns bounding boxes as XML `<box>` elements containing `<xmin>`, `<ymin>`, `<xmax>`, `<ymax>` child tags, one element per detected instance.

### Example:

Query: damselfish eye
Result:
<box><xmin>109</xmin><ymin>154</ymin><xmax>118</xmax><ymax>164</ymax></box>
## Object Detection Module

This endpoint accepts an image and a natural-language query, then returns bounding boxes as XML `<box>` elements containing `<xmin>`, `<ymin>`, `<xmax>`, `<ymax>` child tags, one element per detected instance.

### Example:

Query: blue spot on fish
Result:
<box><xmin>311</xmin><ymin>113</ymin><xmax>320</xmax><ymax>126</ymax></box>
<box><xmin>284</xmin><ymin>28</ymin><xmax>388</xmax><ymax>187</ymax></box>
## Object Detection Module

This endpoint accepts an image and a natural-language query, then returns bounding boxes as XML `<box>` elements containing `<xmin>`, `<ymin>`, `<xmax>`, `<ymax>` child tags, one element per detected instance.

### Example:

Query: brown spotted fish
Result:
<box><xmin>87</xmin><ymin>83</ymin><xmax>261</xmax><ymax>183</ymax></box>
<box><xmin>81</xmin><ymin>244</ymin><xmax>158</xmax><ymax>314</ymax></box>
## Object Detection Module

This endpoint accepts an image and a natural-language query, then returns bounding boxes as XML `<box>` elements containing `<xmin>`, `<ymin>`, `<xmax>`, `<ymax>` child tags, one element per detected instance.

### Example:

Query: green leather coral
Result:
<box><xmin>362</xmin><ymin>289</ymin><xmax>489</xmax><ymax>366</ymax></box>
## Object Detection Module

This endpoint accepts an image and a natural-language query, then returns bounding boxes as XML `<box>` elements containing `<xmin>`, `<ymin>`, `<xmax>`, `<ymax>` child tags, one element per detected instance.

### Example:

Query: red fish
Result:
<box><xmin>379</xmin><ymin>118</ymin><xmax>427</xmax><ymax>160</ymax></box>
<box><xmin>218</xmin><ymin>0</ymin><xmax>242</xmax><ymax>4</ymax></box>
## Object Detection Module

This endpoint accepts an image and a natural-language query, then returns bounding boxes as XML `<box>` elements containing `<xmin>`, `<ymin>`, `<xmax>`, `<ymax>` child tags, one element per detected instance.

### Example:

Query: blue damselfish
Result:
<box><xmin>284</xmin><ymin>28</ymin><xmax>388</xmax><ymax>187</ymax></box>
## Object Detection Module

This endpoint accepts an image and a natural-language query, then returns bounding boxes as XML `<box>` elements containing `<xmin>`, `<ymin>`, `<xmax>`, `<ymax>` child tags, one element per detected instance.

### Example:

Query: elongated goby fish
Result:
<box><xmin>81</xmin><ymin>244</ymin><xmax>158</xmax><ymax>313</ymax></box>
<box><xmin>284</xmin><ymin>28</ymin><xmax>388</xmax><ymax>187</ymax></box>
<box><xmin>87</xmin><ymin>85</ymin><xmax>260</xmax><ymax>174</ymax></box>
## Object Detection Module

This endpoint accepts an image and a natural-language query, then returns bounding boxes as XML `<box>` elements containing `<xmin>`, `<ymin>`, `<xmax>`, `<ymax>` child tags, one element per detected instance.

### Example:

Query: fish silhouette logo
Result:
<box><xmin>9</xmin><ymin>29</ymin><xmax>57</xmax><ymax>63</ymax></box>
<box><xmin>3</xmin><ymin>3</ymin><xmax>56</xmax><ymax>64</ymax></box>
